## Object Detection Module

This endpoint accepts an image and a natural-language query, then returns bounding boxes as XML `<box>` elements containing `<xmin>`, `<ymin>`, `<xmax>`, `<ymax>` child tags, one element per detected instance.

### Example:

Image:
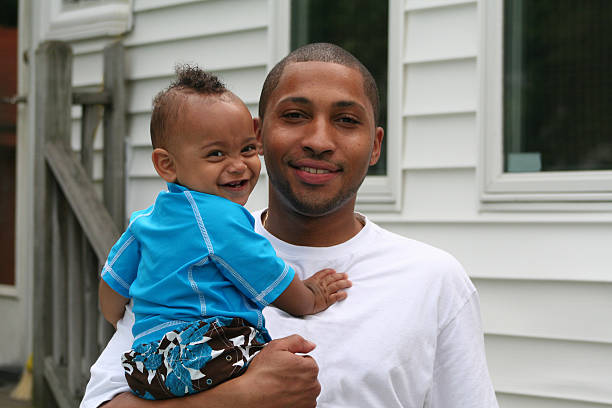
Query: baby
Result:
<box><xmin>98</xmin><ymin>65</ymin><xmax>351</xmax><ymax>400</ymax></box>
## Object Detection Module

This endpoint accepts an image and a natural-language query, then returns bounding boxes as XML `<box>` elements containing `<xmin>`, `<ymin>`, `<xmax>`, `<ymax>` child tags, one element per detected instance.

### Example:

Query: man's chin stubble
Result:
<box><xmin>271</xmin><ymin>178</ymin><xmax>358</xmax><ymax>218</ymax></box>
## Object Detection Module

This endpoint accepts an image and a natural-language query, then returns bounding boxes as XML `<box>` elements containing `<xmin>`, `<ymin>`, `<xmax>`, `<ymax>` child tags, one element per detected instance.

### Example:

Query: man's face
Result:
<box><xmin>256</xmin><ymin>61</ymin><xmax>383</xmax><ymax>216</ymax></box>
<box><xmin>169</xmin><ymin>95</ymin><xmax>261</xmax><ymax>206</ymax></box>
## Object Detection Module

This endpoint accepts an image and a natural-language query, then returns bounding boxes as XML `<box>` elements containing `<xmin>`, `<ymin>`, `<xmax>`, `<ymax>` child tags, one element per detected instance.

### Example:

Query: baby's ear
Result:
<box><xmin>152</xmin><ymin>148</ymin><xmax>177</xmax><ymax>183</ymax></box>
<box><xmin>254</xmin><ymin>117</ymin><xmax>264</xmax><ymax>155</ymax></box>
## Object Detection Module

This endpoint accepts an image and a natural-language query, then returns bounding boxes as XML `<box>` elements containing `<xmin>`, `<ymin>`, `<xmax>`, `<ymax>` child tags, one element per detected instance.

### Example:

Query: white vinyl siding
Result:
<box><xmin>65</xmin><ymin>0</ymin><xmax>271</xmax><ymax>215</ymax></box>
<box><xmin>389</xmin><ymin>1</ymin><xmax>612</xmax><ymax>407</ymax></box>
<box><xmin>34</xmin><ymin>0</ymin><xmax>612</xmax><ymax>406</ymax></box>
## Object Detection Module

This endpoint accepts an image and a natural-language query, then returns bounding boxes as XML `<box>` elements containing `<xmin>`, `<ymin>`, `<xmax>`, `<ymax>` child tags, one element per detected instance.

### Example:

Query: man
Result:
<box><xmin>81</xmin><ymin>43</ymin><xmax>498</xmax><ymax>408</ymax></box>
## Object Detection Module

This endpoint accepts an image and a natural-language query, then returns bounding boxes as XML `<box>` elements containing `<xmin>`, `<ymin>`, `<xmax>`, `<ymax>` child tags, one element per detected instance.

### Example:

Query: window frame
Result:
<box><xmin>40</xmin><ymin>0</ymin><xmax>132</xmax><ymax>41</ymax></box>
<box><xmin>478</xmin><ymin>0</ymin><xmax>612</xmax><ymax>212</ymax></box>
<box><xmin>268</xmin><ymin>0</ymin><xmax>403</xmax><ymax>212</ymax></box>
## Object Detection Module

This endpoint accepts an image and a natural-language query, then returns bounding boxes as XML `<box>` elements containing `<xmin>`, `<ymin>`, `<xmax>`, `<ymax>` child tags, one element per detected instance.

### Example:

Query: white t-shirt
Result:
<box><xmin>81</xmin><ymin>213</ymin><xmax>498</xmax><ymax>408</ymax></box>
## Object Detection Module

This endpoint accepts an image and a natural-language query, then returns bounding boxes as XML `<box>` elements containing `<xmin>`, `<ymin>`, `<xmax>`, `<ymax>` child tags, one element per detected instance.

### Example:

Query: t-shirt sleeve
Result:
<box><xmin>100</xmin><ymin>227</ymin><xmax>140</xmax><ymax>298</ymax></box>
<box><xmin>200</xmin><ymin>201</ymin><xmax>295</xmax><ymax>308</ymax></box>
<box><xmin>80</xmin><ymin>303</ymin><xmax>134</xmax><ymax>408</ymax></box>
<box><xmin>430</xmin><ymin>291</ymin><xmax>499</xmax><ymax>407</ymax></box>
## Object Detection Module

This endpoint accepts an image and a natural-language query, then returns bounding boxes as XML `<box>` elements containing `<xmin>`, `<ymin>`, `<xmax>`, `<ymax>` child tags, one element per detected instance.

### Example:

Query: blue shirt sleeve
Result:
<box><xmin>101</xmin><ymin>226</ymin><xmax>141</xmax><ymax>299</ymax></box>
<box><xmin>191</xmin><ymin>194</ymin><xmax>295</xmax><ymax>308</ymax></box>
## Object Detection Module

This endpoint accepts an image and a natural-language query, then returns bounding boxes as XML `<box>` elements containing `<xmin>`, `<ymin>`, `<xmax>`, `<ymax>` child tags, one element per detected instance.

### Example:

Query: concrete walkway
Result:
<box><xmin>0</xmin><ymin>376</ymin><xmax>33</xmax><ymax>408</ymax></box>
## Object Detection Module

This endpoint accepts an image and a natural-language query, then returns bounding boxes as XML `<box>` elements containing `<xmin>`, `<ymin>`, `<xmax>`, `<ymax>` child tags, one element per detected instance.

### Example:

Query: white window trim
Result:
<box><xmin>41</xmin><ymin>0</ymin><xmax>133</xmax><ymax>41</ymax></box>
<box><xmin>268</xmin><ymin>0</ymin><xmax>403</xmax><ymax>213</ymax></box>
<box><xmin>478</xmin><ymin>0</ymin><xmax>612</xmax><ymax>212</ymax></box>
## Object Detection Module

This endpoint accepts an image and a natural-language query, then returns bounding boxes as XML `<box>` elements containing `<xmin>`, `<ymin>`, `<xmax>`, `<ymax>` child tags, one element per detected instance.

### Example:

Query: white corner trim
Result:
<box><xmin>356</xmin><ymin>0</ymin><xmax>403</xmax><ymax>213</ymax></box>
<box><xmin>267</xmin><ymin>0</ymin><xmax>291</xmax><ymax>70</ymax></box>
<box><xmin>41</xmin><ymin>0</ymin><xmax>133</xmax><ymax>41</ymax></box>
<box><xmin>0</xmin><ymin>284</ymin><xmax>18</xmax><ymax>298</ymax></box>
<box><xmin>477</xmin><ymin>0</ymin><xmax>612</xmax><ymax>212</ymax></box>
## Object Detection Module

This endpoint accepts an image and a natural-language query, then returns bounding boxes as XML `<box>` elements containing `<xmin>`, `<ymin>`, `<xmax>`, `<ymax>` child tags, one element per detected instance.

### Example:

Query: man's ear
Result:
<box><xmin>369</xmin><ymin>126</ymin><xmax>384</xmax><ymax>166</ymax></box>
<box><xmin>254</xmin><ymin>117</ymin><xmax>264</xmax><ymax>155</ymax></box>
<box><xmin>152</xmin><ymin>148</ymin><xmax>177</xmax><ymax>183</ymax></box>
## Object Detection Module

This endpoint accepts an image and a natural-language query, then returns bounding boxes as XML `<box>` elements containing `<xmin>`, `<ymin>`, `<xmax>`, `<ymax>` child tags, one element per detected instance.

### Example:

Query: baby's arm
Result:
<box><xmin>272</xmin><ymin>269</ymin><xmax>351</xmax><ymax>316</ymax></box>
<box><xmin>99</xmin><ymin>280</ymin><xmax>129</xmax><ymax>328</ymax></box>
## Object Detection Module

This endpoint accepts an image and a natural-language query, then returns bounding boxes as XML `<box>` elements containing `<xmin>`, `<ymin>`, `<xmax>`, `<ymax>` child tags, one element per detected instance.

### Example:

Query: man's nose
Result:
<box><xmin>302</xmin><ymin>117</ymin><xmax>335</xmax><ymax>156</ymax></box>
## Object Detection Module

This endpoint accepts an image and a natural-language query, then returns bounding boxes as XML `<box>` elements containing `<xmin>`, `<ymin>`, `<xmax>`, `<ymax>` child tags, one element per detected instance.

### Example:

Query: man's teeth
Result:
<box><xmin>300</xmin><ymin>166</ymin><xmax>331</xmax><ymax>174</ymax></box>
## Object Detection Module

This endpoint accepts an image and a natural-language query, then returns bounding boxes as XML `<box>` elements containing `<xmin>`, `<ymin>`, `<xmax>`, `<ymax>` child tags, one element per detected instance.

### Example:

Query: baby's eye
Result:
<box><xmin>242</xmin><ymin>144</ymin><xmax>256</xmax><ymax>153</ymax></box>
<box><xmin>207</xmin><ymin>150</ymin><xmax>223</xmax><ymax>157</ymax></box>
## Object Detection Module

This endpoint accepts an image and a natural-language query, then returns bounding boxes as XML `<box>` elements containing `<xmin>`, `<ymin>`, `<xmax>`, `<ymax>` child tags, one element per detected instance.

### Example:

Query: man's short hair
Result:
<box><xmin>150</xmin><ymin>64</ymin><xmax>228</xmax><ymax>149</ymax></box>
<box><xmin>258</xmin><ymin>43</ymin><xmax>380</xmax><ymax>124</ymax></box>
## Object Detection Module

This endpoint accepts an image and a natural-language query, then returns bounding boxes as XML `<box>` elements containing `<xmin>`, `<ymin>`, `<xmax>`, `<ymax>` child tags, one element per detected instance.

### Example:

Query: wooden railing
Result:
<box><xmin>32</xmin><ymin>40</ymin><xmax>126</xmax><ymax>408</ymax></box>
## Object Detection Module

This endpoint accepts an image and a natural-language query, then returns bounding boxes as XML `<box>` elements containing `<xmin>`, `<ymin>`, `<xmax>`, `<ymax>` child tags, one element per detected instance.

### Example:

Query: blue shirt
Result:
<box><xmin>101</xmin><ymin>183</ymin><xmax>295</xmax><ymax>345</ymax></box>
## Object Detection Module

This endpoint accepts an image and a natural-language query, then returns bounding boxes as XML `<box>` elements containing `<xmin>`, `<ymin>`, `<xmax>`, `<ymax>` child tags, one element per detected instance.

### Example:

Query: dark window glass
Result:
<box><xmin>503</xmin><ymin>0</ymin><xmax>612</xmax><ymax>173</ymax></box>
<box><xmin>291</xmin><ymin>0</ymin><xmax>388</xmax><ymax>175</ymax></box>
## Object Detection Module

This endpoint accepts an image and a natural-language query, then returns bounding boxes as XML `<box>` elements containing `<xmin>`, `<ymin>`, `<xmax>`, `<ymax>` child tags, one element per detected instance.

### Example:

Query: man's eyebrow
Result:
<box><xmin>278</xmin><ymin>96</ymin><xmax>311</xmax><ymax>105</ymax></box>
<box><xmin>334</xmin><ymin>101</ymin><xmax>368</xmax><ymax>113</ymax></box>
<box><xmin>278</xmin><ymin>97</ymin><xmax>367</xmax><ymax>112</ymax></box>
<box><xmin>334</xmin><ymin>100</ymin><xmax>367</xmax><ymax>112</ymax></box>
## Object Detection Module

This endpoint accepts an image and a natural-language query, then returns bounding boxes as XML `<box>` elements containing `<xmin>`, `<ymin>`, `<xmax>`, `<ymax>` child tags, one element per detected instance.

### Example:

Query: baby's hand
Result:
<box><xmin>303</xmin><ymin>268</ymin><xmax>352</xmax><ymax>314</ymax></box>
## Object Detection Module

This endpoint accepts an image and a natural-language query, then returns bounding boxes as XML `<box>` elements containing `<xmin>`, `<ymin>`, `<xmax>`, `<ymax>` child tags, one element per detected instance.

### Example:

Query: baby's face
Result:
<box><xmin>169</xmin><ymin>95</ymin><xmax>261</xmax><ymax>205</ymax></box>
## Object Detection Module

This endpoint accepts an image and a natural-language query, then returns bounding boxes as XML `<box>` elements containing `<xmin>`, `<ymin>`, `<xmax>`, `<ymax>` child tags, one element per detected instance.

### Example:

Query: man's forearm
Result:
<box><xmin>101</xmin><ymin>377</ymin><xmax>251</xmax><ymax>408</ymax></box>
<box><xmin>101</xmin><ymin>335</ymin><xmax>320</xmax><ymax>408</ymax></box>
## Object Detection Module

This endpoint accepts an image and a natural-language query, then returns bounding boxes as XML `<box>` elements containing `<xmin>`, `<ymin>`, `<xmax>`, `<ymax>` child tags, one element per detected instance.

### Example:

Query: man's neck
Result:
<box><xmin>263</xmin><ymin>196</ymin><xmax>364</xmax><ymax>247</ymax></box>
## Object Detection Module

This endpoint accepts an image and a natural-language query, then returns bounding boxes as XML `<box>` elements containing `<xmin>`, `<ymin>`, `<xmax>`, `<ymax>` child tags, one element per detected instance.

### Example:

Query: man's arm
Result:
<box><xmin>81</xmin><ymin>305</ymin><xmax>320</xmax><ymax>408</ymax></box>
<box><xmin>102</xmin><ymin>335</ymin><xmax>320</xmax><ymax>408</ymax></box>
<box><xmin>430</xmin><ymin>292</ymin><xmax>499</xmax><ymax>407</ymax></box>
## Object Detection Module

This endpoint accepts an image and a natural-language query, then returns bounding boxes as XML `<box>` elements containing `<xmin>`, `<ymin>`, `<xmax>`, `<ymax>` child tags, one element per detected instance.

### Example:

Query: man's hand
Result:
<box><xmin>101</xmin><ymin>334</ymin><xmax>320</xmax><ymax>408</ymax></box>
<box><xmin>240</xmin><ymin>334</ymin><xmax>321</xmax><ymax>408</ymax></box>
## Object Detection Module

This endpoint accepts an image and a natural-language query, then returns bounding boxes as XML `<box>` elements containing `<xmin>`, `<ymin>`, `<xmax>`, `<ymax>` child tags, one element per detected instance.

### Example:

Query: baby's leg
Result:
<box><xmin>122</xmin><ymin>317</ymin><xmax>268</xmax><ymax>400</ymax></box>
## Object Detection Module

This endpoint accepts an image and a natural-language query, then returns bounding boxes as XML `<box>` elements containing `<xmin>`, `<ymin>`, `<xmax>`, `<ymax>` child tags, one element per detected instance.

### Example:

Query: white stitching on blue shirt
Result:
<box><xmin>210</xmin><ymin>254</ymin><xmax>269</xmax><ymax>307</ymax></box>
<box><xmin>101</xmin><ymin>235</ymin><xmax>136</xmax><ymax>291</ymax></box>
<box><xmin>127</xmin><ymin>207</ymin><xmax>155</xmax><ymax>229</ymax></box>
<box><xmin>108</xmin><ymin>235</ymin><xmax>135</xmax><ymax>269</ymax></box>
<box><xmin>256</xmin><ymin>263</ymin><xmax>290</xmax><ymax>304</ymax></box>
<box><xmin>188</xmin><ymin>257</ymin><xmax>210</xmax><ymax>316</ymax></box>
<box><xmin>101</xmin><ymin>262</ymin><xmax>131</xmax><ymax>291</ymax></box>
<box><xmin>133</xmin><ymin>320</ymin><xmax>189</xmax><ymax>341</ymax></box>
<box><xmin>184</xmin><ymin>191</ymin><xmax>214</xmax><ymax>254</ymax></box>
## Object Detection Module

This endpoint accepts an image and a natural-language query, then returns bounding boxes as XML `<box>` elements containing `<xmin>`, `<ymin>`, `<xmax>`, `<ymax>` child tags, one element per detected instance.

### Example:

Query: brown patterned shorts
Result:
<box><xmin>122</xmin><ymin>316</ymin><xmax>268</xmax><ymax>400</ymax></box>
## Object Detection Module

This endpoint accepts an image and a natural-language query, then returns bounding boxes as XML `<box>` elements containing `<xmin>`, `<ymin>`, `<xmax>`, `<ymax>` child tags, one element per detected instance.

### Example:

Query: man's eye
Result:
<box><xmin>283</xmin><ymin>111</ymin><xmax>305</xmax><ymax>119</ymax></box>
<box><xmin>338</xmin><ymin>116</ymin><xmax>360</xmax><ymax>124</ymax></box>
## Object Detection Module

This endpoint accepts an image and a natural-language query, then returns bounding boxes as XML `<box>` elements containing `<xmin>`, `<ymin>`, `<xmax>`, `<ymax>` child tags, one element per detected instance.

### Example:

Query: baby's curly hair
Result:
<box><xmin>150</xmin><ymin>64</ymin><xmax>228</xmax><ymax>149</ymax></box>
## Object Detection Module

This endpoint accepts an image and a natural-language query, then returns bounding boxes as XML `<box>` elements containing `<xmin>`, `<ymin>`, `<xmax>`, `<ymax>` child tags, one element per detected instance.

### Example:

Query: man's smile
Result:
<box><xmin>289</xmin><ymin>159</ymin><xmax>341</xmax><ymax>185</ymax></box>
<box><xmin>300</xmin><ymin>166</ymin><xmax>331</xmax><ymax>174</ymax></box>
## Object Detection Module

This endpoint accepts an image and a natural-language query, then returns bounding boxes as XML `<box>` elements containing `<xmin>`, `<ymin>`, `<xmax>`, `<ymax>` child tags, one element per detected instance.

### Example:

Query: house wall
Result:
<box><xmin>0</xmin><ymin>0</ymin><xmax>32</xmax><ymax>368</ymax></box>
<box><xmin>66</xmin><ymin>0</ymin><xmax>271</xmax><ymax>215</ymax></box>
<box><xmin>373</xmin><ymin>1</ymin><xmax>612</xmax><ymax>407</ymax></box>
<box><xmin>12</xmin><ymin>0</ymin><xmax>611</xmax><ymax>406</ymax></box>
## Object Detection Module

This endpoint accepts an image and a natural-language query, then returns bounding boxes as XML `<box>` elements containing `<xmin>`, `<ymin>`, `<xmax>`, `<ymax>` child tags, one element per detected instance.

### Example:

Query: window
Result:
<box><xmin>290</xmin><ymin>0</ymin><xmax>388</xmax><ymax>175</ymax></box>
<box><xmin>268</xmin><ymin>0</ymin><xmax>403</xmax><ymax>211</ymax></box>
<box><xmin>41</xmin><ymin>0</ymin><xmax>132</xmax><ymax>41</ymax></box>
<box><xmin>480</xmin><ymin>0</ymin><xmax>612</xmax><ymax>211</ymax></box>
<box><xmin>504</xmin><ymin>1</ymin><xmax>612</xmax><ymax>173</ymax></box>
